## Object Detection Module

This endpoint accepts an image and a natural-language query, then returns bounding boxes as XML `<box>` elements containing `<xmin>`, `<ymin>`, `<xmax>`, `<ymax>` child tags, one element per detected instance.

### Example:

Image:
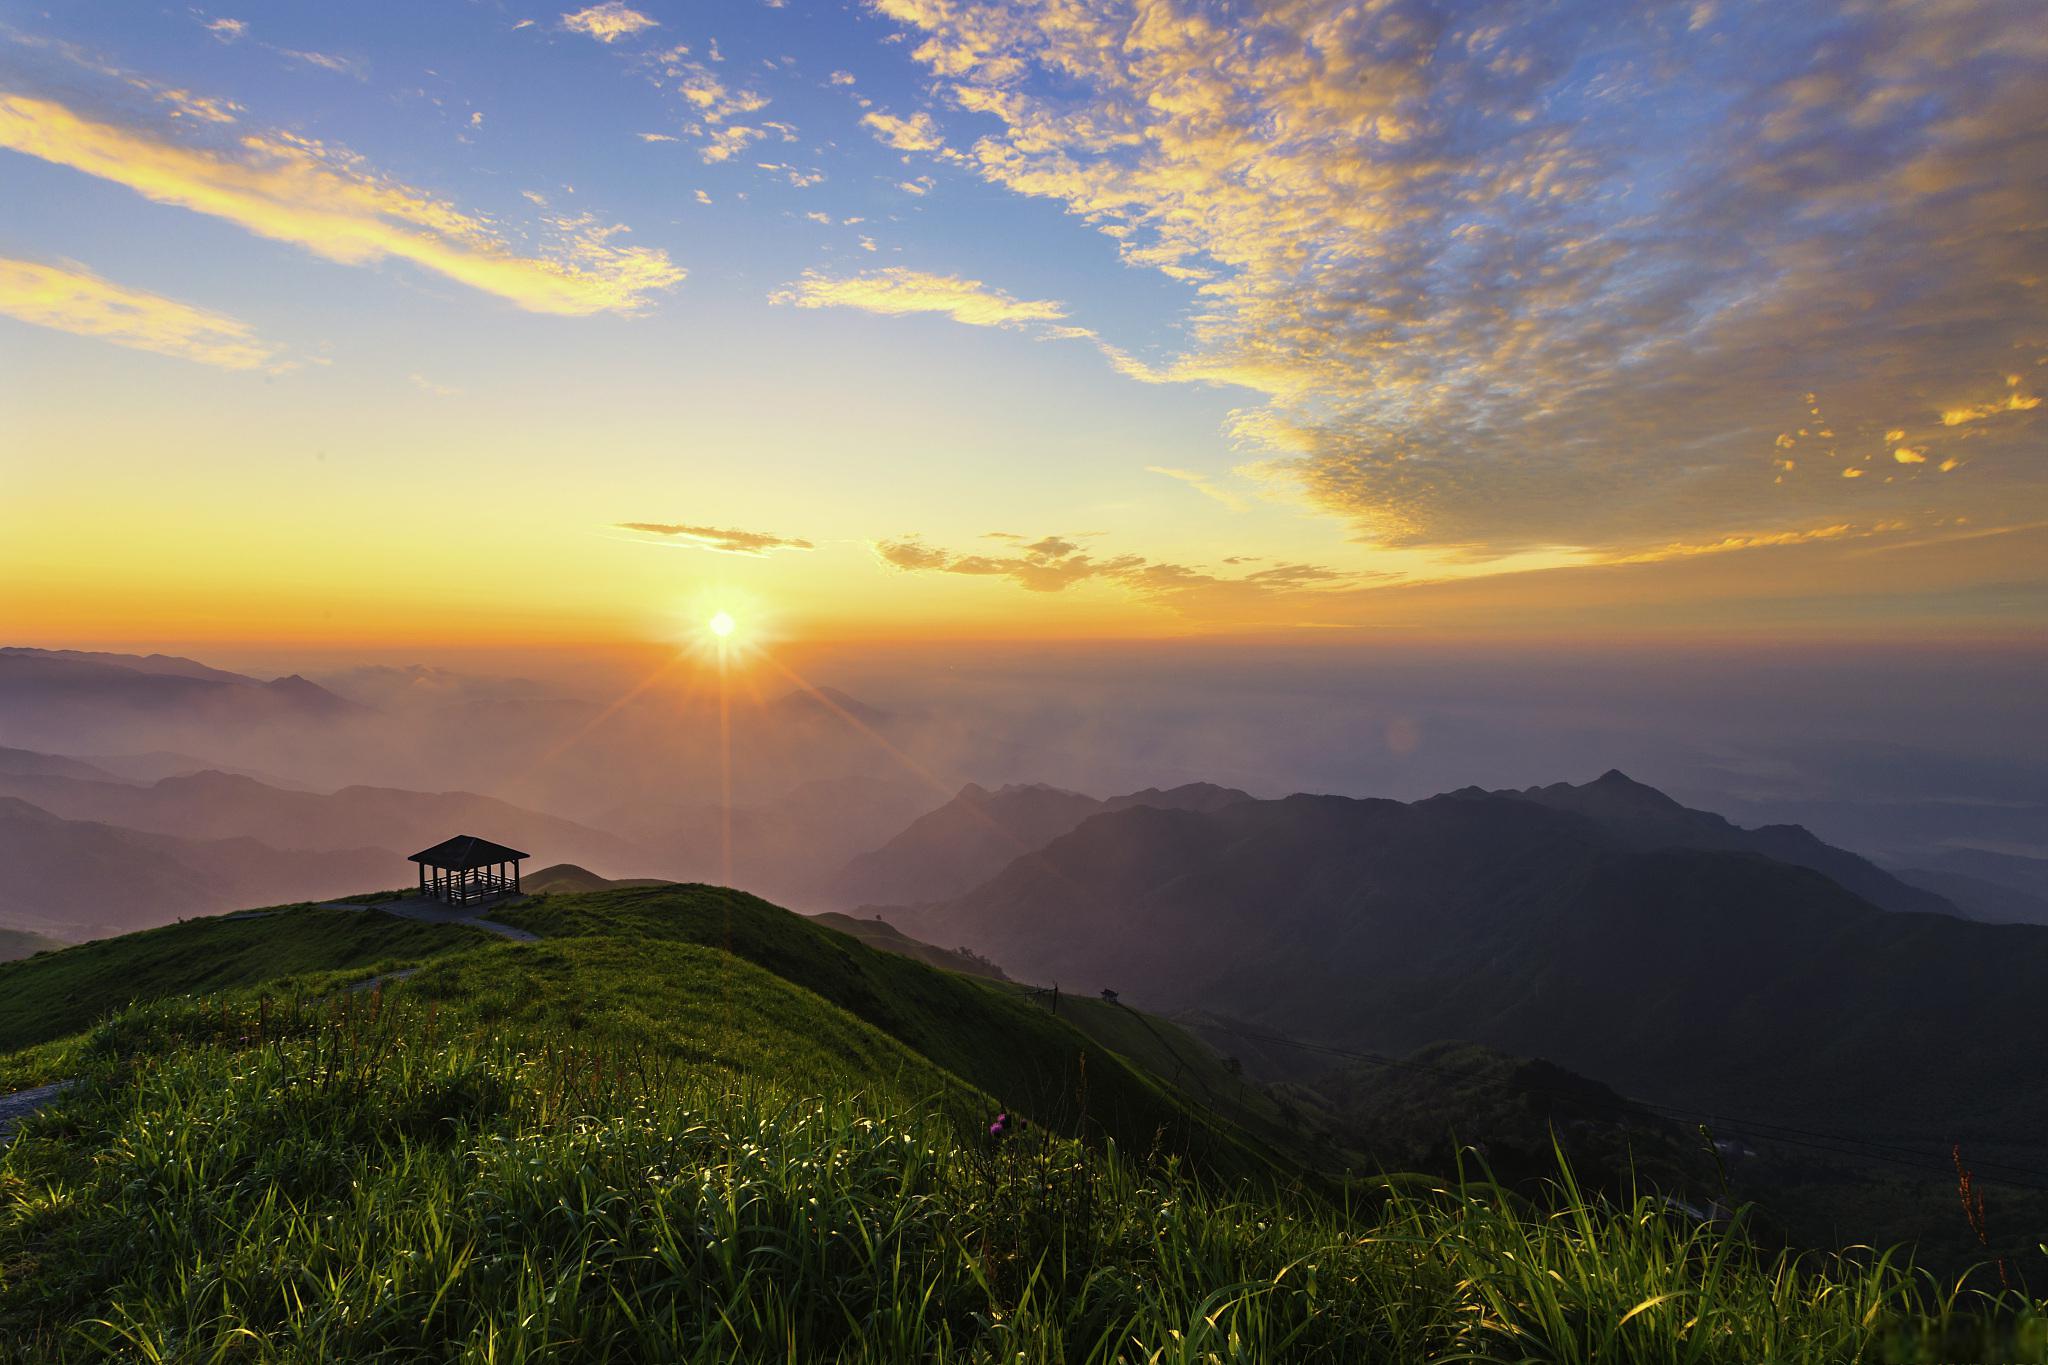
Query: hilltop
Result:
<box><xmin>3</xmin><ymin>882</ymin><xmax>2039</xmax><ymax>1359</ymax></box>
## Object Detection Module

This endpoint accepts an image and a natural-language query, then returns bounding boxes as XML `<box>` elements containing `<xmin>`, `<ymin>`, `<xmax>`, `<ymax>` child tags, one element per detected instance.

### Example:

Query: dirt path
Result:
<box><xmin>0</xmin><ymin>1080</ymin><xmax>74</xmax><ymax>1149</ymax></box>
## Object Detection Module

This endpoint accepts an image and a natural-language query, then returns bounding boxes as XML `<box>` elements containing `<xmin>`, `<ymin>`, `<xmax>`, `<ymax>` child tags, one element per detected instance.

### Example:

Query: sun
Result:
<box><xmin>708</xmin><ymin>610</ymin><xmax>736</xmax><ymax>639</ymax></box>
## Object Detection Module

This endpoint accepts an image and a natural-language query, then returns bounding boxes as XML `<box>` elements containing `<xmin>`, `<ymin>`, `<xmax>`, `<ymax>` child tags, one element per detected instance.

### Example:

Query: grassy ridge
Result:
<box><xmin>0</xmin><ymin>907</ymin><xmax>486</xmax><ymax>1056</ymax></box>
<box><xmin>3</xmin><ymin>979</ymin><xmax>2040</xmax><ymax>1361</ymax></box>
<box><xmin>498</xmin><ymin>887</ymin><xmax>1283</xmax><ymax>1181</ymax></box>
<box><xmin>3</xmin><ymin>885</ymin><xmax>2044</xmax><ymax>1359</ymax></box>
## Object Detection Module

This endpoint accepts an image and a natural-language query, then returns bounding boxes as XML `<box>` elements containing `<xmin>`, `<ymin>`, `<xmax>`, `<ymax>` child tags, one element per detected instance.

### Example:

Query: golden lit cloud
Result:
<box><xmin>0</xmin><ymin>92</ymin><xmax>684</xmax><ymax>316</ymax></box>
<box><xmin>561</xmin><ymin>3</ymin><xmax>658</xmax><ymax>43</ymax></box>
<box><xmin>861</xmin><ymin>110</ymin><xmax>947</xmax><ymax>152</ymax></box>
<box><xmin>873</xmin><ymin>532</ymin><xmax>1361</xmax><ymax>615</ymax></box>
<box><xmin>872</xmin><ymin>0</ymin><xmax>2048</xmax><ymax>557</ymax></box>
<box><xmin>617</xmin><ymin>522</ymin><xmax>817</xmax><ymax>556</ymax></box>
<box><xmin>1942</xmin><ymin>391</ymin><xmax>2041</xmax><ymax>426</ymax></box>
<box><xmin>771</xmin><ymin>267</ymin><xmax>1064</xmax><ymax>328</ymax></box>
<box><xmin>0</xmin><ymin>257</ymin><xmax>279</xmax><ymax>370</ymax></box>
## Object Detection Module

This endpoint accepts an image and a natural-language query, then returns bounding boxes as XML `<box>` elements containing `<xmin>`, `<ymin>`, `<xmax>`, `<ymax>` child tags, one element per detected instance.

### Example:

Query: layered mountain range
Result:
<box><xmin>884</xmin><ymin>772</ymin><xmax>2048</xmax><ymax>1145</ymax></box>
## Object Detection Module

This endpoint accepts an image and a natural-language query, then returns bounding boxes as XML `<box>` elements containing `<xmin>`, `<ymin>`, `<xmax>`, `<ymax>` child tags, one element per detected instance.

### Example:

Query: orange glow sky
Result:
<box><xmin>2</xmin><ymin>0</ymin><xmax>2043</xmax><ymax>652</ymax></box>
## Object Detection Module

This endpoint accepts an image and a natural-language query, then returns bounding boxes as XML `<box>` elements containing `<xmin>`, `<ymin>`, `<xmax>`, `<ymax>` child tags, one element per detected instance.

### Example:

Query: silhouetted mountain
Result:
<box><xmin>0</xmin><ymin>925</ymin><xmax>67</xmax><ymax>962</ymax></box>
<box><xmin>896</xmin><ymin>785</ymin><xmax>2048</xmax><ymax>1142</ymax></box>
<box><xmin>0</xmin><ymin>651</ymin><xmax>365</xmax><ymax>759</ymax></box>
<box><xmin>1890</xmin><ymin>866</ymin><xmax>2048</xmax><ymax>926</ymax></box>
<box><xmin>1295</xmin><ymin>1041</ymin><xmax>1714</xmax><ymax>1199</ymax></box>
<box><xmin>4</xmin><ymin>648</ymin><xmax>252</xmax><ymax>684</ymax></box>
<box><xmin>1909</xmin><ymin>846</ymin><xmax>2048</xmax><ymax>901</ymax></box>
<box><xmin>0</xmin><ymin>796</ymin><xmax>396</xmax><ymax>936</ymax></box>
<box><xmin>828</xmin><ymin>780</ymin><xmax>1252</xmax><ymax>908</ymax></box>
<box><xmin>0</xmin><ymin>768</ymin><xmax>646</xmax><ymax>875</ymax></box>
<box><xmin>0</xmin><ymin>747</ymin><xmax>124</xmax><ymax>782</ymax></box>
<box><xmin>1466</xmin><ymin>769</ymin><xmax>1955</xmax><ymax>916</ymax></box>
<box><xmin>521</xmin><ymin>862</ymin><xmax>674</xmax><ymax>895</ymax></box>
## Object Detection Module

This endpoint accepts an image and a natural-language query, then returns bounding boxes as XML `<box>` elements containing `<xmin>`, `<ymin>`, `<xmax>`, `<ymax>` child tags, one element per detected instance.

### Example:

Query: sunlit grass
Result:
<box><xmin>2</xmin><ymin>977</ymin><xmax>2039</xmax><ymax>1362</ymax></box>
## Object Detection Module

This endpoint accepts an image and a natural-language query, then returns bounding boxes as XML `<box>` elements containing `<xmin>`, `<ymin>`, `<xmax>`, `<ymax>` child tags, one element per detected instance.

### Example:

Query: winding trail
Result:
<box><xmin>312</xmin><ymin>897</ymin><xmax>539</xmax><ymax>943</ymax></box>
<box><xmin>0</xmin><ymin>1080</ymin><xmax>74</xmax><ymax>1149</ymax></box>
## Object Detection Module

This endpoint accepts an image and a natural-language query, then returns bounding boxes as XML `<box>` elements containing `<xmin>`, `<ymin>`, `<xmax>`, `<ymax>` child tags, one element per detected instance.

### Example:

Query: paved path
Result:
<box><xmin>311</xmin><ymin>897</ymin><xmax>539</xmax><ymax>943</ymax></box>
<box><xmin>0</xmin><ymin>1080</ymin><xmax>75</xmax><ymax>1149</ymax></box>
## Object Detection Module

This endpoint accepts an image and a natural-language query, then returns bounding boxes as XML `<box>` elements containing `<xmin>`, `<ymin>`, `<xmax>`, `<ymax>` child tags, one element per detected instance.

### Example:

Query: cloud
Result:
<box><xmin>0</xmin><ymin>256</ymin><xmax>280</xmax><ymax>369</ymax></box>
<box><xmin>648</xmin><ymin>51</ymin><xmax>775</xmax><ymax>163</ymax></box>
<box><xmin>203</xmin><ymin>17</ymin><xmax>246</xmax><ymax>41</ymax></box>
<box><xmin>861</xmin><ymin>110</ymin><xmax>946</xmax><ymax>152</ymax></box>
<box><xmin>0</xmin><ymin>92</ymin><xmax>684</xmax><ymax>316</ymax></box>
<box><xmin>872</xmin><ymin>532</ymin><xmax>1360</xmax><ymax>614</ymax></box>
<box><xmin>617</xmin><ymin>522</ymin><xmax>817</xmax><ymax>555</ymax></box>
<box><xmin>561</xmin><ymin>3</ymin><xmax>658</xmax><ymax>43</ymax></box>
<box><xmin>771</xmin><ymin>267</ymin><xmax>1064</xmax><ymax>327</ymax></box>
<box><xmin>278</xmin><ymin>49</ymin><xmax>360</xmax><ymax>77</ymax></box>
<box><xmin>873</xmin><ymin>0</ymin><xmax>2048</xmax><ymax>560</ymax></box>
<box><xmin>1147</xmin><ymin>465</ymin><xmax>1250</xmax><ymax>512</ymax></box>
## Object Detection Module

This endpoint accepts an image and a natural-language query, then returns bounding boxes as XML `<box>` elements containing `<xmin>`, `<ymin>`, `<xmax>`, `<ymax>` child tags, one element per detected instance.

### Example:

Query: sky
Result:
<box><xmin>1</xmin><ymin>0</ymin><xmax>2043</xmax><ymax>650</ymax></box>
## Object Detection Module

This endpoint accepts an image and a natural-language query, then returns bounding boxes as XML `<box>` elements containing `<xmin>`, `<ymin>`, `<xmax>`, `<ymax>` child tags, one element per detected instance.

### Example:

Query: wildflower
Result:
<box><xmin>988</xmin><ymin>1112</ymin><xmax>1009</xmax><ymax>1138</ymax></box>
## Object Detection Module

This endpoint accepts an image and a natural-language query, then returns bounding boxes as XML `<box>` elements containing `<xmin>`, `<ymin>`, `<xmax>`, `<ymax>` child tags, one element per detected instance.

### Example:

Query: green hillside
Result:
<box><xmin>1</xmin><ymin>883</ymin><xmax>2042</xmax><ymax>1359</ymax></box>
<box><xmin>0</xmin><ymin>907</ymin><xmax>487</xmax><ymax>1059</ymax></box>
<box><xmin>495</xmin><ymin>886</ymin><xmax>1280</xmax><ymax>1181</ymax></box>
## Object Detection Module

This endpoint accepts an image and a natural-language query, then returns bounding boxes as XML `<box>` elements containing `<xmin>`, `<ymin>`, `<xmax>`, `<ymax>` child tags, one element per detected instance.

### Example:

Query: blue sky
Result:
<box><xmin>0</xmin><ymin>0</ymin><xmax>2042</xmax><ymax>644</ymax></box>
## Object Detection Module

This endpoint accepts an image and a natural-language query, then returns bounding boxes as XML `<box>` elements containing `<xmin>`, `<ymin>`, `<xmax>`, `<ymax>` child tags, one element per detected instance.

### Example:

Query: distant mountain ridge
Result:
<box><xmin>891</xmin><ymin>775</ymin><xmax>2048</xmax><ymax>1144</ymax></box>
<box><xmin>827</xmin><ymin>780</ymin><xmax>1252</xmax><ymax>907</ymax></box>
<box><xmin>0</xmin><ymin>766</ymin><xmax>643</xmax><ymax>872</ymax></box>
<box><xmin>1464</xmin><ymin>769</ymin><xmax>1954</xmax><ymax>916</ymax></box>
<box><xmin>0</xmin><ymin>796</ymin><xmax>395</xmax><ymax>936</ymax></box>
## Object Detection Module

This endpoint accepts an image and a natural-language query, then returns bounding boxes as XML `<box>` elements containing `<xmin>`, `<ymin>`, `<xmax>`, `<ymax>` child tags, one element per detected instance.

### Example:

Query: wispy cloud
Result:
<box><xmin>0</xmin><ymin>257</ymin><xmax>280</xmax><ymax>370</ymax></box>
<box><xmin>278</xmin><ymin>49</ymin><xmax>362</xmax><ymax>78</ymax></box>
<box><xmin>874</xmin><ymin>0</ymin><xmax>2048</xmax><ymax>560</ymax></box>
<box><xmin>1147</xmin><ymin>466</ymin><xmax>1250</xmax><ymax>513</ymax></box>
<box><xmin>772</xmin><ymin>267</ymin><xmax>1064</xmax><ymax>328</ymax></box>
<box><xmin>617</xmin><ymin>522</ymin><xmax>817</xmax><ymax>555</ymax></box>
<box><xmin>861</xmin><ymin>110</ymin><xmax>946</xmax><ymax>152</ymax></box>
<box><xmin>0</xmin><ymin>92</ymin><xmax>684</xmax><ymax>316</ymax></box>
<box><xmin>873</xmin><ymin>532</ymin><xmax>1360</xmax><ymax>614</ymax></box>
<box><xmin>561</xmin><ymin>3</ymin><xmax>658</xmax><ymax>43</ymax></box>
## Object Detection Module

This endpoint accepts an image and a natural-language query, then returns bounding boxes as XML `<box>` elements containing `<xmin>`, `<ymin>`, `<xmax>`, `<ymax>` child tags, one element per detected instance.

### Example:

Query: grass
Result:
<box><xmin>2</xmin><ymin>883</ymin><xmax>2043</xmax><ymax>1360</ymax></box>
<box><xmin>496</xmin><ymin>886</ymin><xmax>1284</xmax><ymax>1181</ymax></box>
<box><xmin>2</xmin><ymin>976</ymin><xmax>2041</xmax><ymax>1361</ymax></box>
<box><xmin>0</xmin><ymin>906</ymin><xmax>488</xmax><ymax>1057</ymax></box>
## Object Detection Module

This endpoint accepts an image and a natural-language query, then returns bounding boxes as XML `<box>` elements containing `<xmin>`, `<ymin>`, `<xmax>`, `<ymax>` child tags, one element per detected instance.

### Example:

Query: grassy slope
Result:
<box><xmin>3</xmin><ymin>938</ymin><xmax>2039</xmax><ymax>1359</ymax></box>
<box><xmin>497</xmin><ymin>886</ymin><xmax>1283</xmax><ymax>1183</ymax></box>
<box><xmin>809</xmin><ymin>911</ymin><xmax>1009</xmax><ymax>980</ymax></box>
<box><xmin>0</xmin><ymin>907</ymin><xmax>486</xmax><ymax>1056</ymax></box>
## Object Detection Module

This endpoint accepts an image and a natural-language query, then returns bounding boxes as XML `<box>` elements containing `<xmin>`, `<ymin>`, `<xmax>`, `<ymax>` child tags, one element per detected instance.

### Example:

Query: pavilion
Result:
<box><xmin>409</xmin><ymin>834</ymin><xmax>529</xmax><ymax>904</ymax></box>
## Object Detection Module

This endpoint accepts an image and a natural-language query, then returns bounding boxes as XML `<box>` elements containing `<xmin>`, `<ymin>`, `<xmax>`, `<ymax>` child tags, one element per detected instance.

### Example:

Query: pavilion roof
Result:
<box><xmin>408</xmin><ymin>834</ymin><xmax>530</xmax><ymax>870</ymax></box>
